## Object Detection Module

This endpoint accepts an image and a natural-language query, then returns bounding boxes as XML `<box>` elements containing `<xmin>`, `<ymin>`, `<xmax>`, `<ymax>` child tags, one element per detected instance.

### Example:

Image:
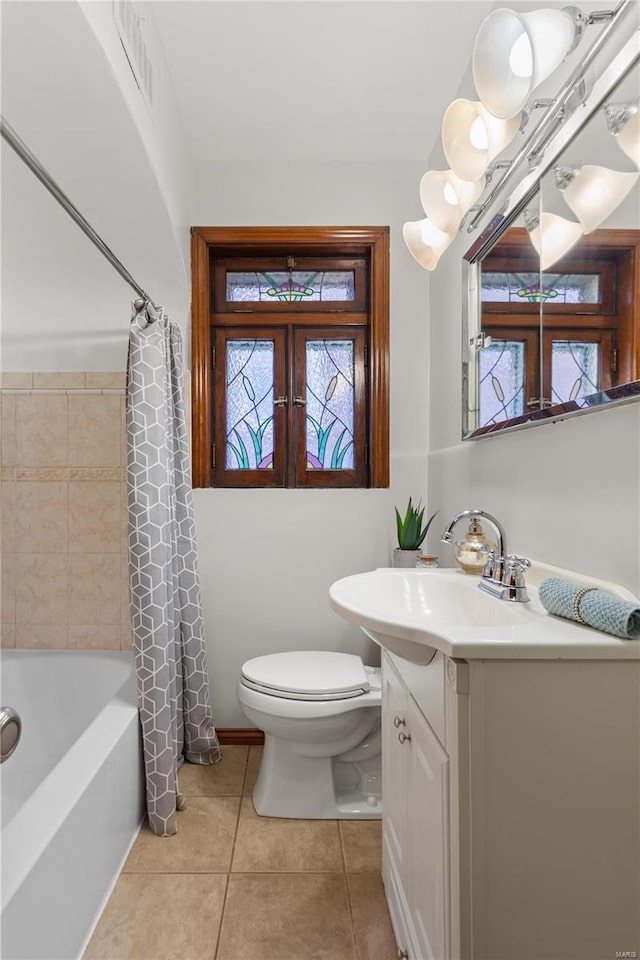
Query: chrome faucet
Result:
<box><xmin>441</xmin><ymin>508</ymin><xmax>530</xmax><ymax>602</ymax></box>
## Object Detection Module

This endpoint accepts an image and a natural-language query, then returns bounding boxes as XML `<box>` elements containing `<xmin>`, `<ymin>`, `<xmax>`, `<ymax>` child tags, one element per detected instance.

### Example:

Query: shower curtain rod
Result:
<box><xmin>1</xmin><ymin>116</ymin><xmax>156</xmax><ymax>310</ymax></box>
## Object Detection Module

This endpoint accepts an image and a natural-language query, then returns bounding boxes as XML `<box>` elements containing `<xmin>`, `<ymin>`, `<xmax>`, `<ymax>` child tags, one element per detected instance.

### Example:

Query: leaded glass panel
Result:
<box><xmin>225</xmin><ymin>340</ymin><xmax>275</xmax><ymax>469</ymax></box>
<box><xmin>551</xmin><ymin>341</ymin><xmax>599</xmax><ymax>406</ymax></box>
<box><xmin>481</xmin><ymin>272</ymin><xmax>600</xmax><ymax>304</ymax></box>
<box><xmin>305</xmin><ymin>340</ymin><xmax>354</xmax><ymax>469</ymax></box>
<box><xmin>226</xmin><ymin>271</ymin><xmax>355</xmax><ymax>303</ymax></box>
<box><xmin>479</xmin><ymin>341</ymin><xmax>525</xmax><ymax>426</ymax></box>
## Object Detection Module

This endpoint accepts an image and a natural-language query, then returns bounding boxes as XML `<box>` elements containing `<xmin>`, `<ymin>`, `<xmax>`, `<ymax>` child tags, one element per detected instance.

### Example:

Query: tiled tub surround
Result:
<box><xmin>1</xmin><ymin>373</ymin><xmax>133</xmax><ymax>650</ymax></box>
<box><xmin>84</xmin><ymin>745</ymin><xmax>397</xmax><ymax>960</ymax></box>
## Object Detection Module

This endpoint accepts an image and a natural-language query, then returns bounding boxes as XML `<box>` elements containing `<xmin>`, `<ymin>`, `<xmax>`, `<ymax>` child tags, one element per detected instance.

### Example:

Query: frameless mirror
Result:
<box><xmin>463</xmin><ymin>57</ymin><xmax>639</xmax><ymax>439</ymax></box>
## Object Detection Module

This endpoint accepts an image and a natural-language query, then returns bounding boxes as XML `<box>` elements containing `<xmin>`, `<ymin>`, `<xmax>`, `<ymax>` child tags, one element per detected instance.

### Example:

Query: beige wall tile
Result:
<box><xmin>85</xmin><ymin>373</ymin><xmax>126</xmax><ymax>389</ymax></box>
<box><xmin>1</xmin><ymin>481</ymin><xmax>16</xmax><ymax>553</ymax></box>
<box><xmin>120</xmin><ymin>624</ymin><xmax>132</xmax><ymax>650</ymax></box>
<box><xmin>68</xmin><ymin>467</ymin><xmax>122</xmax><ymax>481</ymax></box>
<box><xmin>32</xmin><ymin>373</ymin><xmax>86</xmax><ymax>390</ymax></box>
<box><xmin>217</xmin><ymin>874</ymin><xmax>355</xmax><ymax>960</ymax></box>
<box><xmin>120</xmin><ymin>554</ymin><xmax>130</xmax><ymax>625</ymax></box>
<box><xmin>120</xmin><ymin>483</ymin><xmax>128</xmax><ymax>553</ymax></box>
<box><xmin>123</xmin><ymin>796</ymin><xmax>239</xmax><ymax>873</ymax></box>
<box><xmin>83</xmin><ymin>873</ymin><xmax>226</xmax><ymax>960</ymax></box>
<box><xmin>1</xmin><ymin>624</ymin><xmax>16</xmax><ymax>648</ymax></box>
<box><xmin>1</xmin><ymin>554</ymin><xmax>15</xmax><ymax>623</ymax></box>
<box><xmin>69</xmin><ymin>482</ymin><xmax>120</xmax><ymax>553</ymax></box>
<box><xmin>1</xmin><ymin>395</ymin><xmax>17</xmax><ymax>467</ymax></box>
<box><xmin>16</xmin><ymin>624</ymin><xmax>68</xmax><ymax>649</ymax></box>
<box><xmin>68</xmin><ymin>554</ymin><xmax>120</xmax><ymax>625</ymax></box>
<box><xmin>16</xmin><ymin>468</ymin><xmax>66</xmax><ymax>481</ymax></box>
<box><xmin>68</xmin><ymin>395</ymin><xmax>121</xmax><ymax>467</ymax></box>
<box><xmin>15</xmin><ymin>553</ymin><xmax>67</xmax><ymax>625</ymax></box>
<box><xmin>15</xmin><ymin>395</ymin><xmax>68</xmax><ymax>467</ymax></box>
<box><xmin>16</xmin><ymin>482</ymin><xmax>68</xmax><ymax>552</ymax></box>
<box><xmin>68</xmin><ymin>625</ymin><xmax>120</xmax><ymax>650</ymax></box>
<box><xmin>0</xmin><ymin>373</ymin><xmax>32</xmax><ymax>389</ymax></box>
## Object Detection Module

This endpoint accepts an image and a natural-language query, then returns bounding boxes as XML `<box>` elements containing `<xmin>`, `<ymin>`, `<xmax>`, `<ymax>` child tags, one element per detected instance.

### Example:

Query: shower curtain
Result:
<box><xmin>127</xmin><ymin>303</ymin><xmax>220</xmax><ymax>837</ymax></box>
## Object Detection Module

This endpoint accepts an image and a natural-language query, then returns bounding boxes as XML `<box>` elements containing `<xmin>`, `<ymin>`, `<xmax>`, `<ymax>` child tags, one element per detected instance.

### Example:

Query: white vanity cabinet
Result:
<box><xmin>381</xmin><ymin>649</ymin><xmax>640</xmax><ymax>960</ymax></box>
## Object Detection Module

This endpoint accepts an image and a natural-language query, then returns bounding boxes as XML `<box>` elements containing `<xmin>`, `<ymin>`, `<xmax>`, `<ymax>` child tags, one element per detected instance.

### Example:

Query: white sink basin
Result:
<box><xmin>329</xmin><ymin>567</ymin><xmax>640</xmax><ymax>663</ymax></box>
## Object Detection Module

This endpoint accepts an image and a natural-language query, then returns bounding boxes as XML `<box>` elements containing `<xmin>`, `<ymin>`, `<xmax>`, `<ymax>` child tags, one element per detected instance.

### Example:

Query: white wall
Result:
<box><xmin>194</xmin><ymin>156</ymin><xmax>432</xmax><ymax>724</ymax></box>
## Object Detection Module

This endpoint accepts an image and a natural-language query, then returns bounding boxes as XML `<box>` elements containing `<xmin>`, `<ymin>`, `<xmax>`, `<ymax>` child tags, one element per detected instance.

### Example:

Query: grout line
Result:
<box><xmin>212</xmin><ymin>875</ymin><xmax>230</xmax><ymax>960</ymax></box>
<box><xmin>239</xmin><ymin>744</ymin><xmax>251</xmax><ymax>796</ymax></box>
<box><xmin>338</xmin><ymin>823</ymin><xmax>360</xmax><ymax>960</ymax></box>
<box><xmin>213</xmin><ymin>784</ymin><xmax>245</xmax><ymax>960</ymax></box>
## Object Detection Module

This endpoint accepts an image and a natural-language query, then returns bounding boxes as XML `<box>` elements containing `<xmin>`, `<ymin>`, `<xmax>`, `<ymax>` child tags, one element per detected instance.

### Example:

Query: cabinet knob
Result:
<box><xmin>393</xmin><ymin>716</ymin><xmax>406</xmax><ymax>728</ymax></box>
<box><xmin>398</xmin><ymin>731</ymin><xmax>412</xmax><ymax>744</ymax></box>
<box><xmin>396</xmin><ymin>949</ymin><xmax>409</xmax><ymax>959</ymax></box>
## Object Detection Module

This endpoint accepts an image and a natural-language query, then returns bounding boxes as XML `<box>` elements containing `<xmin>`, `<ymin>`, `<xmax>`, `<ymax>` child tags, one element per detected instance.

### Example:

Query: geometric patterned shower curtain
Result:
<box><xmin>126</xmin><ymin>303</ymin><xmax>220</xmax><ymax>837</ymax></box>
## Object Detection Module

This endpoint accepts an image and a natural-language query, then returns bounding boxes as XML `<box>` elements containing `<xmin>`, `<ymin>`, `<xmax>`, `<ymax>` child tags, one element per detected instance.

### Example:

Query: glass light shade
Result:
<box><xmin>525</xmin><ymin>210</ymin><xmax>583</xmax><ymax>271</ymax></box>
<box><xmin>419</xmin><ymin>169</ymin><xmax>485</xmax><ymax>233</ymax></box>
<box><xmin>403</xmin><ymin>217</ymin><xmax>454</xmax><ymax>271</ymax></box>
<box><xmin>442</xmin><ymin>99</ymin><xmax>521</xmax><ymax>181</ymax></box>
<box><xmin>473</xmin><ymin>6</ymin><xmax>583</xmax><ymax>119</ymax></box>
<box><xmin>557</xmin><ymin>164</ymin><xmax>639</xmax><ymax>234</ymax></box>
<box><xmin>605</xmin><ymin>101</ymin><xmax>640</xmax><ymax>168</ymax></box>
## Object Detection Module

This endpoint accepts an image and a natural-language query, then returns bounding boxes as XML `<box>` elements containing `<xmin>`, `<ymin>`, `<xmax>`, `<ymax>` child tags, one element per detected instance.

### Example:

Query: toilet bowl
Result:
<box><xmin>237</xmin><ymin>651</ymin><xmax>382</xmax><ymax>819</ymax></box>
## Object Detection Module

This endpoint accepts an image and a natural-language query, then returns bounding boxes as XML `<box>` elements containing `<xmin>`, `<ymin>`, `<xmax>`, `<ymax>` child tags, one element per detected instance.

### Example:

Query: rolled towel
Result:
<box><xmin>538</xmin><ymin>577</ymin><xmax>640</xmax><ymax>640</ymax></box>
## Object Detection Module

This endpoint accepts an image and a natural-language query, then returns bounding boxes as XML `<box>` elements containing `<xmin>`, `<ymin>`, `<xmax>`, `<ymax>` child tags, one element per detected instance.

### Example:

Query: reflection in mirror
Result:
<box><xmin>465</xmin><ymin>61</ymin><xmax>640</xmax><ymax>438</ymax></box>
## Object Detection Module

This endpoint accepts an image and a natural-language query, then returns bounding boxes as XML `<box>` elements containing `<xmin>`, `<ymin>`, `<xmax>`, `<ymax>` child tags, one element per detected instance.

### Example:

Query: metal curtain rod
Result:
<box><xmin>1</xmin><ymin>116</ymin><xmax>156</xmax><ymax>310</ymax></box>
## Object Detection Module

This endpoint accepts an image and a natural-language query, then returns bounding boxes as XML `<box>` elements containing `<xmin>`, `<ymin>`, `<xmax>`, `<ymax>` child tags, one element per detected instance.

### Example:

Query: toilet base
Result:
<box><xmin>253</xmin><ymin>735</ymin><xmax>382</xmax><ymax>820</ymax></box>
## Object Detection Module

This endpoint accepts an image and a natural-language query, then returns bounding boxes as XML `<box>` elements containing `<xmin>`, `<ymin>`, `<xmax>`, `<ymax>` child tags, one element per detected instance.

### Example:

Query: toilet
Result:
<box><xmin>237</xmin><ymin>650</ymin><xmax>382</xmax><ymax>819</ymax></box>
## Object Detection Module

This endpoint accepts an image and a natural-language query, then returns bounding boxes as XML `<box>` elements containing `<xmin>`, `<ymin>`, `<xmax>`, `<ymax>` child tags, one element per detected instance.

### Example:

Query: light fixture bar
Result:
<box><xmin>465</xmin><ymin>0</ymin><xmax>635</xmax><ymax>233</ymax></box>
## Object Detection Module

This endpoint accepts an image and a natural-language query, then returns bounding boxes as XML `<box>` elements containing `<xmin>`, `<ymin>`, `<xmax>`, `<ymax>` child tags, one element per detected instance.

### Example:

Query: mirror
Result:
<box><xmin>463</xmin><ymin>58</ymin><xmax>639</xmax><ymax>438</ymax></box>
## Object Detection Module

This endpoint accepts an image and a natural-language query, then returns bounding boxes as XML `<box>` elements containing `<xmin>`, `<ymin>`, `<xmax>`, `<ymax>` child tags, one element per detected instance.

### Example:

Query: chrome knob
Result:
<box><xmin>393</xmin><ymin>716</ymin><xmax>406</xmax><ymax>728</ymax></box>
<box><xmin>398</xmin><ymin>731</ymin><xmax>411</xmax><ymax>745</ymax></box>
<box><xmin>1</xmin><ymin>706</ymin><xmax>22</xmax><ymax>763</ymax></box>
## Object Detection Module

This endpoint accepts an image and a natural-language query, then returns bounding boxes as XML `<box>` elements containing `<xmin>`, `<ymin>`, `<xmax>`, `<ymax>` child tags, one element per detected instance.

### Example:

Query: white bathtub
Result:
<box><xmin>1</xmin><ymin>650</ymin><xmax>144</xmax><ymax>960</ymax></box>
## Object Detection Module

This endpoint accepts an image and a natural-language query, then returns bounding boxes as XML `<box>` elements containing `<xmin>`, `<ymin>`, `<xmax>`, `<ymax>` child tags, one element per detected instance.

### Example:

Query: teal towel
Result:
<box><xmin>538</xmin><ymin>577</ymin><xmax>640</xmax><ymax>640</ymax></box>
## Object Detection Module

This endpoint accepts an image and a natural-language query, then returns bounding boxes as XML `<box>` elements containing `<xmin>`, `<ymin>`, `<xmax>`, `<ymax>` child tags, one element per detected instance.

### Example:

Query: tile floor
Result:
<box><xmin>84</xmin><ymin>745</ymin><xmax>398</xmax><ymax>960</ymax></box>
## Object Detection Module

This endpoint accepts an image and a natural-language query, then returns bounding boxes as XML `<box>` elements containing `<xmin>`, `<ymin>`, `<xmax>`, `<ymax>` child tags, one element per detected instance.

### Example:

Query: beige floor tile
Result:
<box><xmin>340</xmin><ymin>820</ymin><xmax>383</xmax><ymax>873</ymax></box>
<box><xmin>124</xmin><ymin>796</ymin><xmax>239</xmax><ymax>873</ymax></box>
<box><xmin>179</xmin><ymin>746</ymin><xmax>247</xmax><ymax>797</ymax></box>
<box><xmin>217</xmin><ymin>873</ymin><xmax>356</xmax><ymax>960</ymax></box>
<box><xmin>83</xmin><ymin>872</ymin><xmax>226</xmax><ymax>960</ymax></box>
<box><xmin>232</xmin><ymin>797</ymin><xmax>343</xmax><ymax>873</ymax></box>
<box><xmin>242</xmin><ymin>745</ymin><xmax>263</xmax><ymax>796</ymax></box>
<box><xmin>347</xmin><ymin>873</ymin><xmax>398</xmax><ymax>960</ymax></box>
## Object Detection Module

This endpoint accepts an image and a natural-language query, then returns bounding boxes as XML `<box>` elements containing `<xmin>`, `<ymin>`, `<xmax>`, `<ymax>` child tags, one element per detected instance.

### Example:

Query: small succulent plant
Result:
<box><xmin>395</xmin><ymin>498</ymin><xmax>438</xmax><ymax>551</ymax></box>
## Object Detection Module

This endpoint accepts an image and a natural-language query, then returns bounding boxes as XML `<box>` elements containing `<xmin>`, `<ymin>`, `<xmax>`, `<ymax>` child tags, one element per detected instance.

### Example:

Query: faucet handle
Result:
<box><xmin>480</xmin><ymin>545</ymin><xmax>497</xmax><ymax>579</ymax></box>
<box><xmin>505</xmin><ymin>555</ymin><xmax>531</xmax><ymax>584</ymax></box>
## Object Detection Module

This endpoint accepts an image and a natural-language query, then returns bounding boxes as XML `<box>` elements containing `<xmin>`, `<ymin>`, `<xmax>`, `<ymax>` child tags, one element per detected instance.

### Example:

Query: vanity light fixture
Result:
<box><xmin>419</xmin><ymin>170</ymin><xmax>485</xmax><ymax>234</ymax></box>
<box><xmin>402</xmin><ymin>217</ymin><xmax>454</xmax><ymax>271</ymax></box>
<box><xmin>442</xmin><ymin>99</ymin><xmax>521</xmax><ymax>182</ymax></box>
<box><xmin>605</xmin><ymin>99</ymin><xmax>640</xmax><ymax>167</ymax></box>
<box><xmin>472</xmin><ymin>6</ymin><xmax>586</xmax><ymax>119</ymax></box>
<box><xmin>555</xmin><ymin>163</ymin><xmax>639</xmax><ymax>233</ymax></box>
<box><xmin>524</xmin><ymin>208</ymin><xmax>583</xmax><ymax>270</ymax></box>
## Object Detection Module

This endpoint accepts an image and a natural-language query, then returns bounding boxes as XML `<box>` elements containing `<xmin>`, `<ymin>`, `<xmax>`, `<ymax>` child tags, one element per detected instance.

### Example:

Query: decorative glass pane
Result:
<box><xmin>225</xmin><ymin>340</ymin><xmax>275</xmax><ymax>469</ymax></box>
<box><xmin>551</xmin><ymin>340</ymin><xmax>599</xmax><ymax>406</ymax></box>
<box><xmin>481</xmin><ymin>272</ymin><xmax>600</xmax><ymax>304</ymax></box>
<box><xmin>227</xmin><ymin>271</ymin><xmax>355</xmax><ymax>302</ymax></box>
<box><xmin>479</xmin><ymin>341</ymin><xmax>525</xmax><ymax>426</ymax></box>
<box><xmin>305</xmin><ymin>340</ymin><xmax>354</xmax><ymax>470</ymax></box>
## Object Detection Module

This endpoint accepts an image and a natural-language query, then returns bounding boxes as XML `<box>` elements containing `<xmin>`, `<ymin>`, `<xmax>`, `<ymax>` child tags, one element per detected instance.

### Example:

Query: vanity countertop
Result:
<box><xmin>329</xmin><ymin>564</ymin><xmax>640</xmax><ymax>661</ymax></box>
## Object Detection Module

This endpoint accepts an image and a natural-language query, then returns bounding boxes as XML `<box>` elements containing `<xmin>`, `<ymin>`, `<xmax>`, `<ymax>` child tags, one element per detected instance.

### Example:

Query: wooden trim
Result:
<box><xmin>212</xmin><ymin>311</ymin><xmax>369</xmax><ymax>328</ymax></box>
<box><xmin>217</xmin><ymin>727</ymin><xmax>264</xmax><ymax>746</ymax></box>
<box><xmin>191</xmin><ymin>226</ymin><xmax>390</xmax><ymax>489</ymax></box>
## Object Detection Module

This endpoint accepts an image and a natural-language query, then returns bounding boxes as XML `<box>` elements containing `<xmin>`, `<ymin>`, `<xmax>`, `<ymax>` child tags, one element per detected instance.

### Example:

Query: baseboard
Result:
<box><xmin>217</xmin><ymin>727</ymin><xmax>265</xmax><ymax>746</ymax></box>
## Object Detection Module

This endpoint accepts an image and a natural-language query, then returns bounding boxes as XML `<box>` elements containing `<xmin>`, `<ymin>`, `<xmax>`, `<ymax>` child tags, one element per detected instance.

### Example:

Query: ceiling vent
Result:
<box><xmin>113</xmin><ymin>0</ymin><xmax>154</xmax><ymax>110</ymax></box>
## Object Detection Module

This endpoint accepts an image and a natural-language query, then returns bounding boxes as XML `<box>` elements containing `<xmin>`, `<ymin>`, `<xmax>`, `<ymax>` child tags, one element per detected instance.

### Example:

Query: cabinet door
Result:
<box><xmin>407</xmin><ymin>695</ymin><xmax>450</xmax><ymax>960</ymax></box>
<box><xmin>382</xmin><ymin>652</ymin><xmax>409</xmax><ymax>875</ymax></box>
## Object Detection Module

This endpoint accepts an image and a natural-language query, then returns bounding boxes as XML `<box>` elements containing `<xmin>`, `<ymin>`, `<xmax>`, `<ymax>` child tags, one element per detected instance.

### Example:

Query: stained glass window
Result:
<box><xmin>479</xmin><ymin>341</ymin><xmax>525</xmax><ymax>426</ymax></box>
<box><xmin>481</xmin><ymin>272</ymin><xmax>601</xmax><ymax>304</ymax></box>
<box><xmin>225</xmin><ymin>340</ymin><xmax>275</xmax><ymax>469</ymax></box>
<box><xmin>226</xmin><ymin>271</ymin><xmax>355</xmax><ymax>303</ymax></box>
<box><xmin>551</xmin><ymin>341</ymin><xmax>599</xmax><ymax>406</ymax></box>
<box><xmin>305</xmin><ymin>340</ymin><xmax>354</xmax><ymax>470</ymax></box>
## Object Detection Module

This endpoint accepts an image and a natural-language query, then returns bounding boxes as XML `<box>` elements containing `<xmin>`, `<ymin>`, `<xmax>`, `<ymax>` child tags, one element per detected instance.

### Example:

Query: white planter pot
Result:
<box><xmin>392</xmin><ymin>548</ymin><xmax>421</xmax><ymax>568</ymax></box>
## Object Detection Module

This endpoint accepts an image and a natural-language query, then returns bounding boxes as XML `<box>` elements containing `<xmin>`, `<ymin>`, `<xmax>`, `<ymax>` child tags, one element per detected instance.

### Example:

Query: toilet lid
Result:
<box><xmin>241</xmin><ymin>651</ymin><xmax>370</xmax><ymax>701</ymax></box>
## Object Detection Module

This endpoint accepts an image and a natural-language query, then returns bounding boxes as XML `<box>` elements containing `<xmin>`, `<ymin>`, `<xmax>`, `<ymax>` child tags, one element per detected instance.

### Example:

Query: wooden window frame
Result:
<box><xmin>191</xmin><ymin>226</ymin><xmax>390</xmax><ymax>489</ymax></box>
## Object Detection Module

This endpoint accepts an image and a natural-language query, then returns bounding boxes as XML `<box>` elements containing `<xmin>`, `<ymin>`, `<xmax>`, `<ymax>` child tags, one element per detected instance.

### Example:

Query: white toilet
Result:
<box><xmin>237</xmin><ymin>650</ymin><xmax>382</xmax><ymax>819</ymax></box>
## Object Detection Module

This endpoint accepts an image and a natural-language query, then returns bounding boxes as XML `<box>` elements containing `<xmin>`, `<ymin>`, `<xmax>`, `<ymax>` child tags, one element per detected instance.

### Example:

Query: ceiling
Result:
<box><xmin>150</xmin><ymin>1</ymin><xmax>494</xmax><ymax>169</ymax></box>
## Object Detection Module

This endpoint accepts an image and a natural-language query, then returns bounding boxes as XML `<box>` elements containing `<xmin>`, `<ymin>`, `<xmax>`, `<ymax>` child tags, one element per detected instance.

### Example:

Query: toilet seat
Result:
<box><xmin>240</xmin><ymin>651</ymin><xmax>370</xmax><ymax>702</ymax></box>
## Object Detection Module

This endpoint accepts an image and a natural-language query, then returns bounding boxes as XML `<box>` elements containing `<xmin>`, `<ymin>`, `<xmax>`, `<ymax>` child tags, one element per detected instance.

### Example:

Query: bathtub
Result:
<box><xmin>1</xmin><ymin>650</ymin><xmax>144</xmax><ymax>960</ymax></box>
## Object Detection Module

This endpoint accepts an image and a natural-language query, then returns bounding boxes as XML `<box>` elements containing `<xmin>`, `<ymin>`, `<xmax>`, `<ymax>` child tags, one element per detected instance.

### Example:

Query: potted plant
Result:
<box><xmin>393</xmin><ymin>498</ymin><xmax>438</xmax><ymax>568</ymax></box>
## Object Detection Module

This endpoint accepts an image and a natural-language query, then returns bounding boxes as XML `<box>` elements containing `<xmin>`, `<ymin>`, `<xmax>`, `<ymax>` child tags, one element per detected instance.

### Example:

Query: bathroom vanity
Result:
<box><xmin>330</xmin><ymin>567</ymin><xmax>640</xmax><ymax>960</ymax></box>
